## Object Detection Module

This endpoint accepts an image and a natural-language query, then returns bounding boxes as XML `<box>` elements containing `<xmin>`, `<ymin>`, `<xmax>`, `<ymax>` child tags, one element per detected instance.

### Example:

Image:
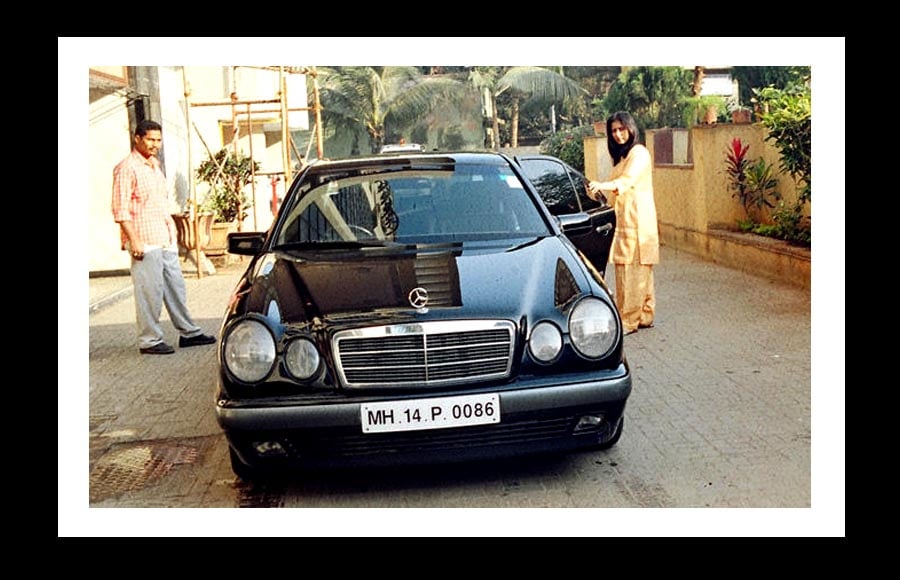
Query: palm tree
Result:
<box><xmin>469</xmin><ymin>66</ymin><xmax>587</xmax><ymax>149</ymax></box>
<box><xmin>467</xmin><ymin>66</ymin><xmax>505</xmax><ymax>149</ymax></box>
<box><xmin>692</xmin><ymin>66</ymin><xmax>705</xmax><ymax>96</ymax></box>
<box><xmin>314</xmin><ymin>66</ymin><xmax>467</xmax><ymax>155</ymax></box>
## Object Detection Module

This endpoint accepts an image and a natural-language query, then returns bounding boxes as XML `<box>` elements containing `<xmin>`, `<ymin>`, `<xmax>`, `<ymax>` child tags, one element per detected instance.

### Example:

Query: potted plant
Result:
<box><xmin>196</xmin><ymin>147</ymin><xmax>259</xmax><ymax>254</ymax></box>
<box><xmin>731</xmin><ymin>106</ymin><xmax>752</xmax><ymax>124</ymax></box>
<box><xmin>683</xmin><ymin>95</ymin><xmax>727</xmax><ymax>126</ymax></box>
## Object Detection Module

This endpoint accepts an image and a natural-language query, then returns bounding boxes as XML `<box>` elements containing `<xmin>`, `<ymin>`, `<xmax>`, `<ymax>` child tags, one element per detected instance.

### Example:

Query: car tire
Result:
<box><xmin>592</xmin><ymin>416</ymin><xmax>624</xmax><ymax>451</ymax></box>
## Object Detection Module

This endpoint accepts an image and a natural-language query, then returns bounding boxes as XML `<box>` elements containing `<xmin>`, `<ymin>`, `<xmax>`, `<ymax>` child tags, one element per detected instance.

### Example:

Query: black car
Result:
<box><xmin>217</xmin><ymin>151</ymin><xmax>630</xmax><ymax>479</ymax></box>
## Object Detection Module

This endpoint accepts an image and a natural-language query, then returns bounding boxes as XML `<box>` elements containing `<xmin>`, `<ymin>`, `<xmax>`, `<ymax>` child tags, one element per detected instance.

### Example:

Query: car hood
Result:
<box><xmin>237</xmin><ymin>237</ymin><xmax>597</xmax><ymax>327</ymax></box>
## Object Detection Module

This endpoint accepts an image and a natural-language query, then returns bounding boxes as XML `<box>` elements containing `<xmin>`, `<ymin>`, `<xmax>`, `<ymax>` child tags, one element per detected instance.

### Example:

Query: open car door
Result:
<box><xmin>515</xmin><ymin>155</ymin><xmax>616</xmax><ymax>277</ymax></box>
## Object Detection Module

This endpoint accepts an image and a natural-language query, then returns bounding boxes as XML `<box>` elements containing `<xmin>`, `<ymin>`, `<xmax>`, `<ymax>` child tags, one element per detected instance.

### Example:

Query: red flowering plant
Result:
<box><xmin>724</xmin><ymin>137</ymin><xmax>781</xmax><ymax>223</ymax></box>
<box><xmin>725</xmin><ymin>137</ymin><xmax>751</xmax><ymax>210</ymax></box>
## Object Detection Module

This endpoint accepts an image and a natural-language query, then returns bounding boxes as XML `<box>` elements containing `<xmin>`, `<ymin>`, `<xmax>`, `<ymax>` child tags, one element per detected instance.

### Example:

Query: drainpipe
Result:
<box><xmin>182</xmin><ymin>67</ymin><xmax>202</xmax><ymax>279</ymax></box>
<box><xmin>280</xmin><ymin>67</ymin><xmax>292</xmax><ymax>186</ymax></box>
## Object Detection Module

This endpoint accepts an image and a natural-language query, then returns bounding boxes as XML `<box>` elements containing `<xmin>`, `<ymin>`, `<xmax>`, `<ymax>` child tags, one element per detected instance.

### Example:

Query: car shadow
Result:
<box><xmin>235</xmin><ymin>452</ymin><xmax>585</xmax><ymax>505</ymax></box>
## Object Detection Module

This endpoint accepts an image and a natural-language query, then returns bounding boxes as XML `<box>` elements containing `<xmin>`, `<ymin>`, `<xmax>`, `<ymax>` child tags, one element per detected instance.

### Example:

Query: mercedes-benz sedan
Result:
<box><xmin>217</xmin><ymin>151</ymin><xmax>631</xmax><ymax>479</ymax></box>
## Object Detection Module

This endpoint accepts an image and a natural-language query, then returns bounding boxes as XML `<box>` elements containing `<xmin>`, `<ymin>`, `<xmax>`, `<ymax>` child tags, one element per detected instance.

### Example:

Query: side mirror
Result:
<box><xmin>228</xmin><ymin>232</ymin><xmax>266</xmax><ymax>255</ymax></box>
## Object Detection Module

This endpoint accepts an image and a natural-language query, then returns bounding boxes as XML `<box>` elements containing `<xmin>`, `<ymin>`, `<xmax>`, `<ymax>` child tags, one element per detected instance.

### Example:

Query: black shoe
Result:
<box><xmin>140</xmin><ymin>342</ymin><xmax>175</xmax><ymax>355</ymax></box>
<box><xmin>179</xmin><ymin>333</ymin><xmax>216</xmax><ymax>348</ymax></box>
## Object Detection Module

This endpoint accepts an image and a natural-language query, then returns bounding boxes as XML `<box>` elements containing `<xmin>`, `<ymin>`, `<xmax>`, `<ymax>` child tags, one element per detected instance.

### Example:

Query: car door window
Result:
<box><xmin>570</xmin><ymin>166</ymin><xmax>604</xmax><ymax>212</ymax></box>
<box><xmin>518</xmin><ymin>158</ymin><xmax>581</xmax><ymax>215</ymax></box>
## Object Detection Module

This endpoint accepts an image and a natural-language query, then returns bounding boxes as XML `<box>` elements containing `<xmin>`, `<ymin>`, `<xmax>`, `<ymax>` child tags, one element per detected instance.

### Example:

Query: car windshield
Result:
<box><xmin>274</xmin><ymin>162</ymin><xmax>551</xmax><ymax>246</ymax></box>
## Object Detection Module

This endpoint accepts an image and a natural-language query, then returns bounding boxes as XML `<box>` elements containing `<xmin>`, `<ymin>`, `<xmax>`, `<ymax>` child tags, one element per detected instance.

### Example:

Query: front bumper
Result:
<box><xmin>217</xmin><ymin>369</ymin><xmax>631</xmax><ymax>471</ymax></box>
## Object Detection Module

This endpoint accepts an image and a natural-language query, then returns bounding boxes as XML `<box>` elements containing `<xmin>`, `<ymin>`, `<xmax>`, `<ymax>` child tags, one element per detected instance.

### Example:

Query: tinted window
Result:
<box><xmin>519</xmin><ymin>158</ymin><xmax>580</xmax><ymax>215</ymax></box>
<box><xmin>569</xmin><ymin>166</ymin><xmax>603</xmax><ymax>212</ymax></box>
<box><xmin>519</xmin><ymin>157</ymin><xmax>606</xmax><ymax>215</ymax></box>
<box><xmin>276</xmin><ymin>164</ymin><xmax>550</xmax><ymax>245</ymax></box>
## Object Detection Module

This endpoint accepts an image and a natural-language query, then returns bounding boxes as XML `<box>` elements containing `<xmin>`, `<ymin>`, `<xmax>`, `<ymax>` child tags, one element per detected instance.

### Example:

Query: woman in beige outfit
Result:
<box><xmin>588</xmin><ymin>111</ymin><xmax>659</xmax><ymax>335</ymax></box>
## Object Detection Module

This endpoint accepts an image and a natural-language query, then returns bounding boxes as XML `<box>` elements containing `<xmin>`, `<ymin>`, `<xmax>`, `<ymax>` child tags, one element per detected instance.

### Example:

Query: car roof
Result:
<box><xmin>304</xmin><ymin>151</ymin><xmax>514</xmax><ymax>171</ymax></box>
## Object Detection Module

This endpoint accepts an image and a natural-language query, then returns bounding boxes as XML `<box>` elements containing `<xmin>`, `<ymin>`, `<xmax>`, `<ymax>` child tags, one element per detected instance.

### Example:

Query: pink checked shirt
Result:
<box><xmin>111</xmin><ymin>150</ymin><xmax>175</xmax><ymax>249</ymax></box>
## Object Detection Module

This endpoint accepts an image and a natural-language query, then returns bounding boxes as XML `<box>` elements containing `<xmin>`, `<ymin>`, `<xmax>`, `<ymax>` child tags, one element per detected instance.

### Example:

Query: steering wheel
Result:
<box><xmin>347</xmin><ymin>224</ymin><xmax>376</xmax><ymax>240</ymax></box>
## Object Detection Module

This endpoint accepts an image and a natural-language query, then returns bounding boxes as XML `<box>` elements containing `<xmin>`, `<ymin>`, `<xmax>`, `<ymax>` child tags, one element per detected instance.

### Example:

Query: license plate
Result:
<box><xmin>361</xmin><ymin>393</ymin><xmax>500</xmax><ymax>434</ymax></box>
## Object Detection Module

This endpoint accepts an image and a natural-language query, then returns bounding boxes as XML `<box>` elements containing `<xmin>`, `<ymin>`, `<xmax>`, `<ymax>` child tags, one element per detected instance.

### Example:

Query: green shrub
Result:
<box><xmin>602</xmin><ymin>66</ymin><xmax>694</xmax><ymax>131</ymax></box>
<box><xmin>752</xmin><ymin>82</ymin><xmax>811</xmax><ymax>203</ymax></box>
<box><xmin>196</xmin><ymin>148</ymin><xmax>259</xmax><ymax>223</ymax></box>
<box><xmin>201</xmin><ymin>186</ymin><xmax>250</xmax><ymax>224</ymax></box>
<box><xmin>737</xmin><ymin>202</ymin><xmax>810</xmax><ymax>247</ymax></box>
<box><xmin>771</xmin><ymin>200</ymin><xmax>811</xmax><ymax>246</ymax></box>
<box><xmin>743</xmin><ymin>157</ymin><xmax>781</xmax><ymax>214</ymax></box>
<box><xmin>540</xmin><ymin>125</ymin><xmax>595</xmax><ymax>172</ymax></box>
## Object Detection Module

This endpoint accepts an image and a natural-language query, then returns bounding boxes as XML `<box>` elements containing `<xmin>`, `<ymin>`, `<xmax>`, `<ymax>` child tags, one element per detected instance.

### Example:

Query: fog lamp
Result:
<box><xmin>253</xmin><ymin>441</ymin><xmax>286</xmax><ymax>457</ymax></box>
<box><xmin>573</xmin><ymin>414</ymin><xmax>605</xmax><ymax>433</ymax></box>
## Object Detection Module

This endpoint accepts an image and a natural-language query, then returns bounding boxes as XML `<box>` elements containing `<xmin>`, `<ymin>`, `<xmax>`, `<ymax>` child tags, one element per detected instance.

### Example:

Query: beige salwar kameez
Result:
<box><xmin>603</xmin><ymin>144</ymin><xmax>659</xmax><ymax>333</ymax></box>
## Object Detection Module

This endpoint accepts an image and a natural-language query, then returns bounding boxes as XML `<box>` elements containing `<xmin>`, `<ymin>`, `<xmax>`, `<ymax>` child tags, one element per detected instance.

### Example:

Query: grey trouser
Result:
<box><xmin>130</xmin><ymin>247</ymin><xmax>203</xmax><ymax>349</ymax></box>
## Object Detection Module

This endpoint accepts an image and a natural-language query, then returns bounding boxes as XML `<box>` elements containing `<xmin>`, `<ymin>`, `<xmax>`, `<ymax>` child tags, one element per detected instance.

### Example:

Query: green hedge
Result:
<box><xmin>539</xmin><ymin>125</ymin><xmax>596</xmax><ymax>173</ymax></box>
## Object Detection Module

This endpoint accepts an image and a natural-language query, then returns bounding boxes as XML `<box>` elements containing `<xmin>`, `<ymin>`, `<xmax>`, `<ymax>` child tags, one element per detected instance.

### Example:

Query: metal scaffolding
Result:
<box><xmin>180</xmin><ymin>66</ymin><xmax>324</xmax><ymax>278</ymax></box>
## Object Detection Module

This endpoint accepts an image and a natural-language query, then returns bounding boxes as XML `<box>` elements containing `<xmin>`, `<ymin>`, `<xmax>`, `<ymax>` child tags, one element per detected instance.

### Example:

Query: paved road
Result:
<box><xmin>65</xmin><ymin>245</ymin><xmax>841</xmax><ymax>536</ymax></box>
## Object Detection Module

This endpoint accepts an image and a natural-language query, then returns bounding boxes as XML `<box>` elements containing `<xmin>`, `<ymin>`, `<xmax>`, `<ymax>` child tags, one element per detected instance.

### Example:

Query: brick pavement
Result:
<box><xmin>69</xmin><ymin>245</ymin><xmax>835</xmax><ymax>530</ymax></box>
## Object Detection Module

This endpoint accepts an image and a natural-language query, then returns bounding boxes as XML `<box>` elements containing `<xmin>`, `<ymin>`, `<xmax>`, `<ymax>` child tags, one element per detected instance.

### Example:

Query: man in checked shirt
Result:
<box><xmin>112</xmin><ymin>120</ymin><xmax>216</xmax><ymax>355</ymax></box>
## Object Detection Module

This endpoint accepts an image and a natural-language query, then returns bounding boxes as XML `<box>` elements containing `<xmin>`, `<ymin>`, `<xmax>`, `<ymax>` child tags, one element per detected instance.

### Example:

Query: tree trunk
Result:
<box><xmin>491</xmin><ymin>93</ymin><xmax>500</xmax><ymax>151</ymax></box>
<box><xmin>511</xmin><ymin>97</ymin><xmax>519</xmax><ymax>148</ymax></box>
<box><xmin>370</xmin><ymin>125</ymin><xmax>383</xmax><ymax>153</ymax></box>
<box><xmin>692</xmin><ymin>66</ymin><xmax>705</xmax><ymax>96</ymax></box>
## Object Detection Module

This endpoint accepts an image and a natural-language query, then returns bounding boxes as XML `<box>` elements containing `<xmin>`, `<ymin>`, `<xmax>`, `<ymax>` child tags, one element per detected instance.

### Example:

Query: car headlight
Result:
<box><xmin>528</xmin><ymin>321</ymin><xmax>563</xmax><ymax>363</ymax></box>
<box><xmin>223</xmin><ymin>318</ymin><xmax>276</xmax><ymax>383</ymax></box>
<box><xmin>569</xmin><ymin>297</ymin><xmax>617</xmax><ymax>359</ymax></box>
<box><xmin>284</xmin><ymin>337</ymin><xmax>321</xmax><ymax>380</ymax></box>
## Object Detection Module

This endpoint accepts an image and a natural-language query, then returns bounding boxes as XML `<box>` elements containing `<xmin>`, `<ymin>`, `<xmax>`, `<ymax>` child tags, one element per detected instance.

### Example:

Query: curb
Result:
<box><xmin>89</xmin><ymin>285</ymin><xmax>133</xmax><ymax>315</ymax></box>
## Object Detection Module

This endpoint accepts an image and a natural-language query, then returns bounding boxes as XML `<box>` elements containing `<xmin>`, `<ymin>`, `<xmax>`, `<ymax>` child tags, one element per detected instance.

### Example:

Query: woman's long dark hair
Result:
<box><xmin>606</xmin><ymin>111</ymin><xmax>640</xmax><ymax>166</ymax></box>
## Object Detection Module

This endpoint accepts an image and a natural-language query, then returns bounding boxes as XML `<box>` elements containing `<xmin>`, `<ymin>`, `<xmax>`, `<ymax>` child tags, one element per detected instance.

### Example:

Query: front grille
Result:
<box><xmin>333</xmin><ymin>320</ymin><xmax>515</xmax><ymax>388</ymax></box>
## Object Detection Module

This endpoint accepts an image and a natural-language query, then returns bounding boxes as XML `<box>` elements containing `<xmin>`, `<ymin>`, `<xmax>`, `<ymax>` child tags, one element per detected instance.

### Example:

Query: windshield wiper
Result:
<box><xmin>273</xmin><ymin>240</ymin><xmax>405</xmax><ymax>251</ymax></box>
